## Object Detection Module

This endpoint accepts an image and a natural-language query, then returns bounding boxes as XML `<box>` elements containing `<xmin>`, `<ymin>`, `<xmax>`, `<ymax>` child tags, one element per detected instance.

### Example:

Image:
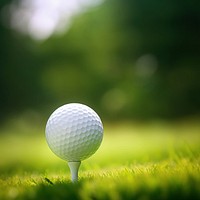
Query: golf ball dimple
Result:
<box><xmin>45</xmin><ymin>103</ymin><xmax>103</xmax><ymax>161</ymax></box>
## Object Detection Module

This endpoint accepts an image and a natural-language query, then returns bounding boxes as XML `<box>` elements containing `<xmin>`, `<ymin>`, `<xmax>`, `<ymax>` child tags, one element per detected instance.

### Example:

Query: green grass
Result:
<box><xmin>0</xmin><ymin>118</ymin><xmax>200</xmax><ymax>200</ymax></box>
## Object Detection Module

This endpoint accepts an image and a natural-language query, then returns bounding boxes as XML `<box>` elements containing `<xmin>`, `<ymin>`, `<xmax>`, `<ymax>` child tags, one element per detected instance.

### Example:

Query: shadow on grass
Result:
<box><xmin>19</xmin><ymin>176</ymin><xmax>199</xmax><ymax>200</ymax></box>
<box><xmin>23</xmin><ymin>181</ymin><xmax>83</xmax><ymax>200</ymax></box>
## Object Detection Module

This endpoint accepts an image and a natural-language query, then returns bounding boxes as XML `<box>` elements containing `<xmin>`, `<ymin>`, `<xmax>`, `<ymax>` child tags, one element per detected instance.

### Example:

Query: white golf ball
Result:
<box><xmin>45</xmin><ymin>103</ymin><xmax>103</xmax><ymax>161</ymax></box>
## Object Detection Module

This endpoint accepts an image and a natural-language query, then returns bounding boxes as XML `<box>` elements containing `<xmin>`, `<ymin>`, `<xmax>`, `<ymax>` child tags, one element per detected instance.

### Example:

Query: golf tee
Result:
<box><xmin>68</xmin><ymin>161</ymin><xmax>81</xmax><ymax>182</ymax></box>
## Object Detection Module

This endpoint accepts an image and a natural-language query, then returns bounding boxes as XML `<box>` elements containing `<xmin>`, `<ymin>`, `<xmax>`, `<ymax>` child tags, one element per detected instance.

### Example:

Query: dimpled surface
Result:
<box><xmin>45</xmin><ymin>103</ymin><xmax>103</xmax><ymax>161</ymax></box>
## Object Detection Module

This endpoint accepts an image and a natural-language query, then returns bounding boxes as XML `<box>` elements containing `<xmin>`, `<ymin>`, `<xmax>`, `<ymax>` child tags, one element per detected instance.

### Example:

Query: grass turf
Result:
<box><xmin>0</xmin><ymin>118</ymin><xmax>199</xmax><ymax>200</ymax></box>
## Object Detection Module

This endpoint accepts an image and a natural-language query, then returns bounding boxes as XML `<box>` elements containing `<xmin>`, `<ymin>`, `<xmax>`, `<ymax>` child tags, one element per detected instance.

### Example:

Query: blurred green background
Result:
<box><xmin>0</xmin><ymin>0</ymin><xmax>200</xmax><ymax>122</ymax></box>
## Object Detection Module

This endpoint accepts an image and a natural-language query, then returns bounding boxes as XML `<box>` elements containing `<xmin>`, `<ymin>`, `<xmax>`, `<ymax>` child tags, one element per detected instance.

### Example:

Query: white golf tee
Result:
<box><xmin>68</xmin><ymin>161</ymin><xmax>81</xmax><ymax>182</ymax></box>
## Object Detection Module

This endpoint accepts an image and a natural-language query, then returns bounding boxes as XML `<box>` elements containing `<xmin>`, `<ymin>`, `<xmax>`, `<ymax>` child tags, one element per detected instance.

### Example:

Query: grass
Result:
<box><xmin>0</xmin><ymin>117</ymin><xmax>199</xmax><ymax>200</ymax></box>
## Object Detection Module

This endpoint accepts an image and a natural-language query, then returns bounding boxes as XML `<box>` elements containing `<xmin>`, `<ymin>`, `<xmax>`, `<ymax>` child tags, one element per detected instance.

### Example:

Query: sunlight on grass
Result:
<box><xmin>0</xmin><ymin>120</ymin><xmax>199</xmax><ymax>171</ymax></box>
<box><xmin>0</xmin><ymin>118</ymin><xmax>199</xmax><ymax>199</ymax></box>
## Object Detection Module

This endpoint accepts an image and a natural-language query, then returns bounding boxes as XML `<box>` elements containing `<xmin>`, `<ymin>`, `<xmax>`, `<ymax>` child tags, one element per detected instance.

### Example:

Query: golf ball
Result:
<box><xmin>45</xmin><ymin>103</ymin><xmax>103</xmax><ymax>161</ymax></box>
